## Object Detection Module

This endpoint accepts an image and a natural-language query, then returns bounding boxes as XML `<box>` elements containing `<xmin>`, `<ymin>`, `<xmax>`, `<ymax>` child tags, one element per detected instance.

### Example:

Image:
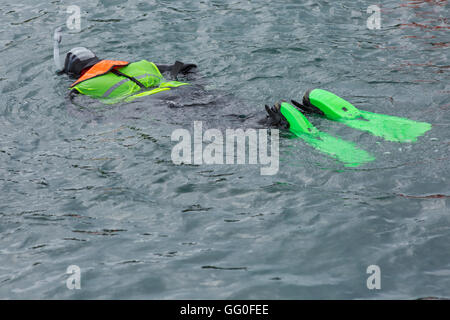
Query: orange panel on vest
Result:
<box><xmin>71</xmin><ymin>60</ymin><xmax>129</xmax><ymax>87</ymax></box>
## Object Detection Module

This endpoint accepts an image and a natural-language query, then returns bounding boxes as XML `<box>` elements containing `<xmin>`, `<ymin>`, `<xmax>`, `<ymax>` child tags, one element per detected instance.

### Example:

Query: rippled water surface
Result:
<box><xmin>1</xmin><ymin>0</ymin><xmax>449</xmax><ymax>299</ymax></box>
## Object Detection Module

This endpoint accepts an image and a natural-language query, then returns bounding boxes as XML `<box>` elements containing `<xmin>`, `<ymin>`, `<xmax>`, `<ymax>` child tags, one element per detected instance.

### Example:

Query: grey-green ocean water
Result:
<box><xmin>1</xmin><ymin>0</ymin><xmax>449</xmax><ymax>299</ymax></box>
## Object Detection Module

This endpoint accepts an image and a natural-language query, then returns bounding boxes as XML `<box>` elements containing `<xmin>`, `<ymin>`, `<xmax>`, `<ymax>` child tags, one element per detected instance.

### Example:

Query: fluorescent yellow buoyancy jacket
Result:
<box><xmin>70</xmin><ymin>59</ymin><xmax>189</xmax><ymax>103</ymax></box>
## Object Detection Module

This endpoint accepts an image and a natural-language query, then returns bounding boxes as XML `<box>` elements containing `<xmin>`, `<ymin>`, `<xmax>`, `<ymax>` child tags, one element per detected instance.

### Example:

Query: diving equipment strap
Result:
<box><xmin>111</xmin><ymin>69</ymin><xmax>146</xmax><ymax>89</ymax></box>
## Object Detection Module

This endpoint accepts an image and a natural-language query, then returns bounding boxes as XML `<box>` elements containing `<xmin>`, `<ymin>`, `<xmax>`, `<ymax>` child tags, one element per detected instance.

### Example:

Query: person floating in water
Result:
<box><xmin>54</xmin><ymin>29</ymin><xmax>197</xmax><ymax>104</ymax></box>
<box><xmin>54</xmin><ymin>28</ymin><xmax>431</xmax><ymax>166</ymax></box>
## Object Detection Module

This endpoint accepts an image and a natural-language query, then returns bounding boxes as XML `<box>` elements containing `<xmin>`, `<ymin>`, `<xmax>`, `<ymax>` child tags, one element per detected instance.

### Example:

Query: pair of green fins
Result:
<box><xmin>267</xmin><ymin>89</ymin><xmax>432</xmax><ymax>167</ymax></box>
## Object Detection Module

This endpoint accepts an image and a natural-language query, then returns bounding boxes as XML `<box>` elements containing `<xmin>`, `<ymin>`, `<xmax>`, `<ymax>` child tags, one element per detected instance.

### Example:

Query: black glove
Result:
<box><xmin>265</xmin><ymin>102</ymin><xmax>289</xmax><ymax>129</ymax></box>
<box><xmin>170</xmin><ymin>61</ymin><xmax>197</xmax><ymax>79</ymax></box>
<box><xmin>179</xmin><ymin>62</ymin><xmax>197</xmax><ymax>74</ymax></box>
<box><xmin>156</xmin><ymin>61</ymin><xmax>197</xmax><ymax>79</ymax></box>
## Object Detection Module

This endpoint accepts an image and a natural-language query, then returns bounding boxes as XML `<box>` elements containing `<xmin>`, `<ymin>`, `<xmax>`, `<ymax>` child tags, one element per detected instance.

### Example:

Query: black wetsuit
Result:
<box><xmin>67</xmin><ymin>61</ymin><xmax>271</xmax><ymax>129</ymax></box>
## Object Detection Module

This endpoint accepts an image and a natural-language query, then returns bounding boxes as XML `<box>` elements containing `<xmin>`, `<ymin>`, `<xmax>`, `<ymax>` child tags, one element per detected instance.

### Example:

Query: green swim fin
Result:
<box><xmin>293</xmin><ymin>89</ymin><xmax>431</xmax><ymax>143</ymax></box>
<box><xmin>277</xmin><ymin>102</ymin><xmax>375</xmax><ymax>167</ymax></box>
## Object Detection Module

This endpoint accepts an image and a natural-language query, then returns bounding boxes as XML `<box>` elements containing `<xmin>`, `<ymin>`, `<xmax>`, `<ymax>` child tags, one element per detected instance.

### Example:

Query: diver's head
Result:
<box><xmin>63</xmin><ymin>47</ymin><xmax>100</xmax><ymax>77</ymax></box>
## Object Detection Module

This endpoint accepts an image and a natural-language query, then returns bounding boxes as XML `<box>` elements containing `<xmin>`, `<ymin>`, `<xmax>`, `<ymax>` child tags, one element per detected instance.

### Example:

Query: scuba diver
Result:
<box><xmin>54</xmin><ymin>28</ymin><xmax>431</xmax><ymax>167</ymax></box>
